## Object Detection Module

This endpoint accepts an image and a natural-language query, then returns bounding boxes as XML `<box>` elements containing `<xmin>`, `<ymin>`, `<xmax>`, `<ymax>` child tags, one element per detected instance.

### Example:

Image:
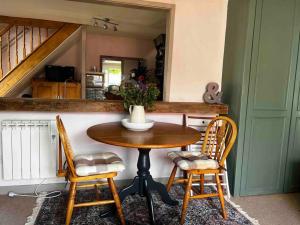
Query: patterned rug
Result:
<box><xmin>28</xmin><ymin>185</ymin><xmax>259</xmax><ymax>225</ymax></box>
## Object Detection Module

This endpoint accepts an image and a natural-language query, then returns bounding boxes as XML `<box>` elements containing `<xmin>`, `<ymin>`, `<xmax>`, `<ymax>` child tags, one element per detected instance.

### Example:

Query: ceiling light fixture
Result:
<box><xmin>103</xmin><ymin>23</ymin><xmax>108</xmax><ymax>30</ymax></box>
<box><xmin>93</xmin><ymin>20</ymin><xmax>98</xmax><ymax>27</ymax></box>
<box><xmin>93</xmin><ymin>17</ymin><xmax>119</xmax><ymax>31</ymax></box>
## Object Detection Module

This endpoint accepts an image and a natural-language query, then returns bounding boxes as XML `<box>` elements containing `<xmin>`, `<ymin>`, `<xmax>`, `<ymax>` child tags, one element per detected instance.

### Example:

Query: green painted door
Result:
<box><xmin>240</xmin><ymin>0</ymin><xmax>298</xmax><ymax>195</ymax></box>
<box><xmin>285</xmin><ymin>2</ymin><xmax>300</xmax><ymax>192</ymax></box>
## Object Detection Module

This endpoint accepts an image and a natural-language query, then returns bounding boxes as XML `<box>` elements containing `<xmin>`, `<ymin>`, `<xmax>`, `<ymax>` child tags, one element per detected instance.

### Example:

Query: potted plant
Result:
<box><xmin>120</xmin><ymin>77</ymin><xmax>160</xmax><ymax>123</ymax></box>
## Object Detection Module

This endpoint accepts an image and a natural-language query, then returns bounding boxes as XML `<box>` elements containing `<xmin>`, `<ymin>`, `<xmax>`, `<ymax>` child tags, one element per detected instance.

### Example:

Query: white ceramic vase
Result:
<box><xmin>129</xmin><ymin>105</ymin><xmax>146</xmax><ymax>123</ymax></box>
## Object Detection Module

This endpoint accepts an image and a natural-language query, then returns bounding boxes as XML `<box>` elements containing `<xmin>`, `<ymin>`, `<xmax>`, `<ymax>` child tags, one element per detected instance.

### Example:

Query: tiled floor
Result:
<box><xmin>1</xmin><ymin>192</ymin><xmax>300</xmax><ymax>225</ymax></box>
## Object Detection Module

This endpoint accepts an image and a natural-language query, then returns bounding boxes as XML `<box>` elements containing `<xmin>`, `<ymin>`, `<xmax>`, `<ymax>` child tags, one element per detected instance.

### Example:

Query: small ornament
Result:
<box><xmin>203</xmin><ymin>82</ymin><xmax>223</xmax><ymax>104</ymax></box>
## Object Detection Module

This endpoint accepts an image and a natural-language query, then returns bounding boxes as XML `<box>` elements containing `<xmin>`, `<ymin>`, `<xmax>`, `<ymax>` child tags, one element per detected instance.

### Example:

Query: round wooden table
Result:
<box><xmin>87</xmin><ymin>122</ymin><xmax>201</xmax><ymax>225</ymax></box>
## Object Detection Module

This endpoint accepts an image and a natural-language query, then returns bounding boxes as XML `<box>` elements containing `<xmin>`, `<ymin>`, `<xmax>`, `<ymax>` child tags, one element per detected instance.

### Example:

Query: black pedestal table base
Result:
<box><xmin>100</xmin><ymin>148</ymin><xmax>178</xmax><ymax>225</ymax></box>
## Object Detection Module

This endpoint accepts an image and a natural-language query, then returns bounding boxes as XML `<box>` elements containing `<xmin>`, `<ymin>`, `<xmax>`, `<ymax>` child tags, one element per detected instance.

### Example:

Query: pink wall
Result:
<box><xmin>51</xmin><ymin>39</ymin><xmax>82</xmax><ymax>81</ymax></box>
<box><xmin>51</xmin><ymin>32</ymin><xmax>156</xmax><ymax>80</ymax></box>
<box><xmin>86</xmin><ymin>32</ymin><xmax>156</xmax><ymax>72</ymax></box>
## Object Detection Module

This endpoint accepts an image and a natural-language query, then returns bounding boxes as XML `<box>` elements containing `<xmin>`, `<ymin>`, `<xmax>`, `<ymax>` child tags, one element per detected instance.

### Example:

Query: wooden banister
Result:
<box><xmin>0</xmin><ymin>23</ymin><xmax>81</xmax><ymax>95</ymax></box>
<box><xmin>1</xmin><ymin>26</ymin><xmax>28</xmax><ymax>50</ymax></box>
<box><xmin>0</xmin><ymin>15</ymin><xmax>78</xmax><ymax>90</ymax></box>
<box><xmin>0</xmin><ymin>16</ymin><xmax>66</xmax><ymax>81</ymax></box>
<box><xmin>0</xmin><ymin>24</ymin><xmax>13</xmax><ymax>37</ymax></box>
<box><xmin>0</xmin><ymin>15</ymin><xmax>64</xmax><ymax>29</ymax></box>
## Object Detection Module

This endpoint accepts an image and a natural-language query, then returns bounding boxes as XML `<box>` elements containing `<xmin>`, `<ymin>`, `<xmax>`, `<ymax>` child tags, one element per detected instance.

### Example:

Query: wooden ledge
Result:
<box><xmin>0</xmin><ymin>98</ymin><xmax>228</xmax><ymax>114</ymax></box>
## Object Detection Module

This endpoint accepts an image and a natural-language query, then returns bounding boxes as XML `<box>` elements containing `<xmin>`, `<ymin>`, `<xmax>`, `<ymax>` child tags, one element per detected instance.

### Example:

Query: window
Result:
<box><xmin>102</xmin><ymin>59</ymin><xmax>122</xmax><ymax>86</ymax></box>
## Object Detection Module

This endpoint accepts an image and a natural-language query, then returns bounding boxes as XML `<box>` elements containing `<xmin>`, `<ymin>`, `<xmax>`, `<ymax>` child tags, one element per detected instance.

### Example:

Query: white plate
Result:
<box><xmin>121</xmin><ymin>118</ymin><xmax>154</xmax><ymax>131</ymax></box>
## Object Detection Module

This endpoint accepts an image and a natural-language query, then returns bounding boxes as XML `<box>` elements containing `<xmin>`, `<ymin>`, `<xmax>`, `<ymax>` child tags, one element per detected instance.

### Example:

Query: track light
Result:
<box><xmin>93</xmin><ymin>17</ymin><xmax>119</xmax><ymax>32</ymax></box>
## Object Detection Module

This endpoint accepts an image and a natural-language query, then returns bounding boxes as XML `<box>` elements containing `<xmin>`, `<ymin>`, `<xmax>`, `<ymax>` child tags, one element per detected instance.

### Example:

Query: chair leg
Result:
<box><xmin>219</xmin><ymin>174</ymin><xmax>226</xmax><ymax>195</ymax></box>
<box><xmin>167</xmin><ymin>165</ymin><xmax>177</xmax><ymax>192</ymax></box>
<box><xmin>65</xmin><ymin>182</ymin><xmax>77</xmax><ymax>225</ymax></box>
<box><xmin>95</xmin><ymin>184</ymin><xmax>101</xmax><ymax>200</ymax></box>
<box><xmin>215</xmin><ymin>173</ymin><xmax>227</xmax><ymax>219</ymax></box>
<box><xmin>108</xmin><ymin>178</ymin><xmax>126</xmax><ymax>225</ymax></box>
<box><xmin>224</xmin><ymin>166</ymin><xmax>231</xmax><ymax>199</ymax></box>
<box><xmin>180</xmin><ymin>173</ymin><xmax>193</xmax><ymax>225</ymax></box>
<box><xmin>200</xmin><ymin>174</ymin><xmax>204</xmax><ymax>194</ymax></box>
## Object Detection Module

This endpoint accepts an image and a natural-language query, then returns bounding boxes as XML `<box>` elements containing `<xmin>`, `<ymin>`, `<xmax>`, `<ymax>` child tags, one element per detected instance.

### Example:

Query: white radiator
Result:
<box><xmin>1</xmin><ymin>120</ymin><xmax>57</xmax><ymax>181</ymax></box>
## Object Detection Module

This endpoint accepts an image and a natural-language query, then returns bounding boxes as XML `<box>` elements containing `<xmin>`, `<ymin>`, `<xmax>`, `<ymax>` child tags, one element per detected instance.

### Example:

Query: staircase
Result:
<box><xmin>0</xmin><ymin>16</ymin><xmax>81</xmax><ymax>96</ymax></box>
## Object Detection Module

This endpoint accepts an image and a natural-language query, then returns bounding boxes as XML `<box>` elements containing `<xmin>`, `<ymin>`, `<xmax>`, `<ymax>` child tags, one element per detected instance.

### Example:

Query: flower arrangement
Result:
<box><xmin>120</xmin><ymin>77</ymin><xmax>160</xmax><ymax>111</ymax></box>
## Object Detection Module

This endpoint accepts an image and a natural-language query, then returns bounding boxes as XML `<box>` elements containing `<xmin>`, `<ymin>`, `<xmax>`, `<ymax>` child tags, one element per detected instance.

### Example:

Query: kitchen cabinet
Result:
<box><xmin>32</xmin><ymin>80</ymin><xmax>81</xmax><ymax>99</ymax></box>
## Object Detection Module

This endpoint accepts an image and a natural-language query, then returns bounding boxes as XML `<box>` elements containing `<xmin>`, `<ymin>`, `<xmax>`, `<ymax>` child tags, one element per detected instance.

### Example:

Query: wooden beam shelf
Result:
<box><xmin>0</xmin><ymin>98</ymin><xmax>228</xmax><ymax>114</ymax></box>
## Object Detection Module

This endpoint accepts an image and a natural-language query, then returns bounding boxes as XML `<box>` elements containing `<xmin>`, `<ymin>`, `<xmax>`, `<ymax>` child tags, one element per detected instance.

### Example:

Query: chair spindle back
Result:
<box><xmin>56</xmin><ymin>115</ymin><xmax>77</xmax><ymax>177</ymax></box>
<box><xmin>183</xmin><ymin>115</ymin><xmax>215</xmax><ymax>152</ymax></box>
<box><xmin>201</xmin><ymin>116</ymin><xmax>237</xmax><ymax>167</ymax></box>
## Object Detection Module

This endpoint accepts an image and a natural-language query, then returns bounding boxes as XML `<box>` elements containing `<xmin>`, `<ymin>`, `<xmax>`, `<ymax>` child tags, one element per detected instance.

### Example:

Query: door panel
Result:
<box><xmin>285</xmin><ymin>116</ymin><xmax>300</xmax><ymax>191</ymax></box>
<box><xmin>240</xmin><ymin>0</ymin><xmax>298</xmax><ymax>195</ymax></box>
<box><xmin>285</xmin><ymin>2</ymin><xmax>300</xmax><ymax>192</ymax></box>
<box><xmin>252</xmin><ymin>0</ymin><xmax>295</xmax><ymax>110</ymax></box>
<box><xmin>32</xmin><ymin>81</ymin><xmax>58</xmax><ymax>99</ymax></box>
<box><xmin>243</xmin><ymin>117</ymin><xmax>287</xmax><ymax>194</ymax></box>
<box><xmin>58</xmin><ymin>83</ymin><xmax>81</xmax><ymax>99</ymax></box>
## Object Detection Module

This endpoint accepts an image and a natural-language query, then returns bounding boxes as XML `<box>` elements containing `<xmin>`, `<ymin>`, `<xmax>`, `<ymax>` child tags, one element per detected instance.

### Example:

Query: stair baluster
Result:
<box><xmin>0</xmin><ymin>21</ymin><xmax>80</xmax><ymax>96</ymax></box>
<box><xmin>38</xmin><ymin>27</ymin><xmax>41</xmax><ymax>45</ymax></box>
<box><xmin>0</xmin><ymin>16</ymin><xmax>78</xmax><ymax>96</ymax></box>
<box><xmin>23</xmin><ymin>26</ymin><xmax>26</xmax><ymax>59</ymax></box>
<box><xmin>1</xmin><ymin>23</ymin><xmax>60</xmax><ymax>78</ymax></box>
<box><xmin>15</xmin><ymin>26</ymin><xmax>18</xmax><ymax>65</ymax></box>
<box><xmin>0</xmin><ymin>36</ymin><xmax>2</xmax><ymax>79</ymax></box>
<box><xmin>7</xmin><ymin>28</ymin><xmax>11</xmax><ymax>71</ymax></box>
<box><xmin>31</xmin><ymin>26</ymin><xmax>33</xmax><ymax>52</ymax></box>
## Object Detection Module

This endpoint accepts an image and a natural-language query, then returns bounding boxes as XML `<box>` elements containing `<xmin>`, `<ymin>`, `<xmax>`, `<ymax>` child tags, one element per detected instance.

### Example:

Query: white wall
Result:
<box><xmin>0</xmin><ymin>112</ymin><xmax>214</xmax><ymax>186</ymax></box>
<box><xmin>166</xmin><ymin>0</ymin><xmax>228</xmax><ymax>101</ymax></box>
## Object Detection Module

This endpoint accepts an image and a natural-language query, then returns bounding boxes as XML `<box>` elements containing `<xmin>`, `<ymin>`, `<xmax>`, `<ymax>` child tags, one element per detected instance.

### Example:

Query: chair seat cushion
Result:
<box><xmin>74</xmin><ymin>152</ymin><xmax>125</xmax><ymax>176</ymax></box>
<box><xmin>167</xmin><ymin>151</ymin><xmax>219</xmax><ymax>170</ymax></box>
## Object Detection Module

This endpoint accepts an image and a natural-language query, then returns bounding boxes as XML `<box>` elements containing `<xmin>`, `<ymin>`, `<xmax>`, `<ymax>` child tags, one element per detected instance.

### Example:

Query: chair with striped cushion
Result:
<box><xmin>56</xmin><ymin>116</ymin><xmax>126</xmax><ymax>225</ymax></box>
<box><xmin>181</xmin><ymin>114</ymin><xmax>232</xmax><ymax>198</ymax></box>
<box><xmin>166</xmin><ymin>116</ymin><xmax>237</xmax><ymax>224</ymax></box>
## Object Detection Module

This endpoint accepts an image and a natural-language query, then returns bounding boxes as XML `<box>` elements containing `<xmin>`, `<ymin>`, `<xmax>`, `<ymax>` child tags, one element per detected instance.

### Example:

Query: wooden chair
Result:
<box><xmin>166</xmin><ymin>116</ymin><xmax>237</xmax><ymax>224</ymax></box>
<box><xmin>182</xmin><ymin>114</ymin><xmax>231</xmax><ymax>198</ymax></box>
<box><xmin>56</xmin><ymin>116</ymin><xmax>126</xmax><ymax>225</ymax></box>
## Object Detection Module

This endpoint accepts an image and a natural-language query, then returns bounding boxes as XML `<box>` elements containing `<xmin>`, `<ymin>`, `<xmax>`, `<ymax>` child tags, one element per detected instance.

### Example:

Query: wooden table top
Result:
<box><xmin>87</xmin><ymin>122</ymin><xmax>201</xmax><ymax>149</ymax></box>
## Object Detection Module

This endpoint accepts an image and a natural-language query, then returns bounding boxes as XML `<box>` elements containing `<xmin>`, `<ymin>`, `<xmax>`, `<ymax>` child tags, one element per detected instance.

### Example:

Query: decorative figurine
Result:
<box><xmin>203</xmin><ymin>82</ymin><xmax>223</xmax><ymax>104</ymax></box>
